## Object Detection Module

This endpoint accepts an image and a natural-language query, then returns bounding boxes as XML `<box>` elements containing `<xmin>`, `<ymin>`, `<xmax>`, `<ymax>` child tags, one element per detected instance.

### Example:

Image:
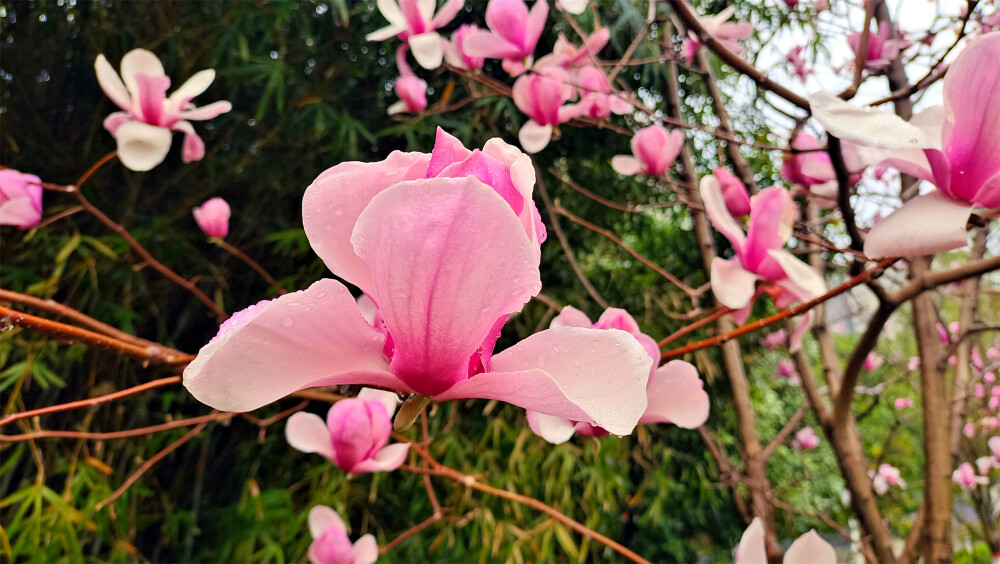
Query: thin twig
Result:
<box><xmin>213</xmin><ymin>239</ymin><xmax>287</xmax><ymax>294</ymax></box>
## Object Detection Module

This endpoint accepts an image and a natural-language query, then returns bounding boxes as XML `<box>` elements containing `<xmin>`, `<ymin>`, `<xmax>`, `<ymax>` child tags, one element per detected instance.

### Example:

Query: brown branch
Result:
<box><xmin>837</xmin><ymin>1</ymin><xmax>875</xmax><ymax>100</ymax></box>
<box><xmin>378</xmin><ymin>514</ymin><xmax>445</xmax><ymax>555</ymax></box>
<box><xmin>0</xmin><ymin>412</ymin><xmax>234</xmax><ymax>442</ymax></box>
<box><xmin>832</xmin><ymin>302</ymin><xmax>896</xmax><ymax>428</ymax></box>
<box><xmin>213</xmin><ymin>239</ymin><xmax>287</xmax><ymax>295</ymax></box>
<box><xmin>889</xmin><ymin>255</ymin><xmax>1000</xmax><ymax>304</ymax></box>
<box><xmin>657</xmin><ymin>306</ymin><xmax>728</xmax><ymax>349</ymax></box>
<box><xmin>549</xmin><ymin>168</ymin><xmax>680</xmax><ymax>214</ymax></box>
<box><xmin>761</xmin><ymin>403</ymin><xmax>808</xmax><ymax>460</ymax></box>
<box><xmin>0</xmin><ymin>376</ymin><xmax>183</xmax><ymax>428</ymax></box>
<box><xmin>660</xmin><ymin>258</ymin><xmax>897</xmax><ymax>361</ymax></box>
<box><xmin>0</xmin><ymin>305</ymin><xmax>194</xmax><ymax>366</ymax></box>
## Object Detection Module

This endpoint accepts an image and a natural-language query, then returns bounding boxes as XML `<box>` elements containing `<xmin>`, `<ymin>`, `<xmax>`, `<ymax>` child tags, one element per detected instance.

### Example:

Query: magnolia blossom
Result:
<box><xmin>734</xmin><ymin>518</ymin><xmax>835</xmax><ymax>564</ymax></box>
<box><xmin>443</xmin><ymin>24</ymin><xmax>486</xmax><ymax>70</ymax></box>
<box><xmin>780</xmin><ymin>132</ymin><xmax>864</xmax><ymax>205</ymax></box>
<box><xmin>389</xmin><ymin>48</ymin><xmax>428</xmax><ymax>116</ymax></box>
<box><xmin>682</xmin><ymin>6</ymin><xmax>752</xmax><ymax>65</ymax></box>
<box><xmin>810</xmin><ymin>33</ymin><xmax>1000</xmax><ymax>258</ymax></box>
<box><xmin>555</xmin><ymin>0</ymin><xmax>586</xmax><ymax>14</ymax></box>
<box><xmin>0</xmin><ymin>169</ymin><xmax>43</xmax><ymax>229</ymax></box>
<box><xmin>183</xmin><ymin>128</ymin><xmax>654</xmax><ymax>437</ymax></box>
<box><xmin>561</xmin><ymin>65</ymin><xmax>631</xmax><ymax>120</ymax></box>
<box><xmin>791</xmin><ymin>427</ymin><xmax>820</xmax><ymax>451</ymax></box>
<box><xmin>863</xmin><ymin>353</ymin><xmax>884</xmax><ymax>371</ymax></box>
<box><xmin>365</xmin><ymin>0</ymin><xmax>464</xmax><ymax>70</ymax></box>
<box><xmin>985</xmin><ymin>372</ymin><xmax>997</xmax><ymax>383</ymax></box>
<box><xmin>894</xmin><ymin>397</ymin><xmax>914</xmax><ymax>409</ymax></box>
<box><xmin>525</xmin><ymin>306</ymin><xmax>709</xmax><ymax>445</ymax></box>
<box><xmin>611</xmin><ymin>125</ymin><xmax>684</xmax><ymax>176</ymax></box>
<box><xmin>511</xmin><ymin>69</ymin><xmax>577</xmax><ymax>153</ymax></box>
<box><xmin>953</xmin><ymin>462</ymin><xmax>989</xmax><ymax>491</ymax></box>
<box><xmin>700</xmin><ymin>177</ymin><xmax>827</xmax><ymax>351</ymax></box>
<box><xmin>307</xmin><ymin>506</ymin><xmax>378</xmax><ymax>564</ymax></box>
<box><xmin>847</xmin><ymin>23</ymin><xmax>906</xmax><ymax>70</ymax></box>
<box><xmin>937</xmin><ymin>323</ymin><xmax>951</xmax><ymax>344</ymax></box>
<box><xmin>776</xmin><ymin>358</ymin><xmax>798</xmax><ymax>383</ymax></box>
<box><xmin>871</xmin><ymin>463</ymin><xmax>906</xmax><ymax>495</ymax></box>
<box><xmin>785</xmin><ymin>45</ymin><xmax>811</xmax><ymax>82</ymax></box>
<box><xmin>286</xmin><ymin>388</ymin><xmax>409</xmax><ymax>474</ymax></box>
<box><xmin>462</xmin><ymin>0</ymin><xmax>549</xmax><ymax>76</ymax></box>
<box><xmin>963</xmin><ymin>422</ymin><xmax>975</xmax><ymax>437</ymax></box>
<box><xmin>95</xmin><ymin>49</ymin><xmax>231</xmax><ymax>171</ymax></box>
<box><xmin>533</xmin><ymin>28</ymin><xmax>610</xmax><ymax>73</ymax></box>
<box><xmin>713</xmin><ymin>167</ymin><xmax>751</xmax><ymax>217</ymax></box>
<box><xmin>761</xmin><ymin>329</ymin><xmax>788</xmax><ymax>350</ymax></box>
<box><xmin>192</xmin><ymin>197</ymin><xmax>230</xmax><ymax>239</ymax></box>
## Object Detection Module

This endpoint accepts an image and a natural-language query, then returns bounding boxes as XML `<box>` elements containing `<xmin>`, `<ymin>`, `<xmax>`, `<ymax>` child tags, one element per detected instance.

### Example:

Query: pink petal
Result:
<box><xmin>460</xmin><ymin>30</ymin><xmax>525</xmax><ymax>59</ymax></box>
<box><xmin>640</xmin><ymin>361</ymin><xmax>709</xmax><ymax>428</ymax></box>
<box><xmin>550</xmin><ymin>305</ymin><xmax>592</xmax><ymax>328</ymax></box>
<box><xmin>351</xmin><ymin>443</ymin><xmax>410</xmax><ymax>473</ymax></box>
<box><xmin>973</xmin><ymin>171</ymin><xmax>1000</xmax><ymax>209</ymax></box>
<box><xmin>431</xmin><ymin>0</ymin><xmax>465</xmax><ymax>29</ymax></box>
<box><xmin>767</xmin><ymin>249</ymin><xmax>826</xmax><ymax>302</ymax></box>
<box><xmin>437</xmin><ymin>326</ymin><xmax>653</xmax><ymax>436</ymax></box>
<box><xmin>525</xmin><ymin>410</ymin><xmax>577</xmax><ymax>444</ymax></box>
<box><xmin>183</xmin><ymin>279</ymin><xmax>406</xmax><ymax>413</ymax></box>
<box><xmin>426</xmin><ymin>127</ymin><xmax>473</xmax><ymax>177</ymax></box>
<box><xmin>103</xmin><ymin>112</ymin><xmax>131</xmax><ymax>135</ymax></box>
<box><xmin>302</xmin><ymin>151</ymin><xmax>430</xmax><ymax>293</ymax></box>
<box><xmin>699</xmin><ymin>174</ymin><xmax>746</xmax><ymax>252</ymax></box>
<box><xmin>409</xmin><ymin>31</ymin><xmax>444</xmax><ymax>69</ymax></box>
<box><xmin>351</xmin><ymin>177</ymin><xmax>541</xmax><ymax>396</ymax></box>
<box><xmin>863</xmin><ymin>191</ymin><xmax>972</xmax><ymax>258</ymax></box>
<box><xmin>485</xmin><ymin>0</ymin><xmax>529</xmax><ymax>50</ymax></box>
<box><xmin>942</xmin><ymin>33</ymin><xmax>1000</xmax><ymax>204</ymax></box>
<box><xmin>308</xmin><ymin>505</ymin><xmax>347</xmax><ymax>539</ymax></box>
<box><xmin>710</xmin><ymin>257</ymin><xmax>759</xmax><ymax>309</ymax></box>
<box><xmin>734</xmin><ymin>518</ymin><xmax>767</xmax><ymax>564</ymax></box>
<box><xmin>523</xmin><ymin>0</ymin><xmax>549</xmax><ymax>54</ymax></box>
<box><xmin>0</xmin><ymin>197</ymin><xmax>43</xmax><ymax>229</ymax></box>
<box><xmin>178</xmin><ymin>100</ymin><xmax>232</xmax><ymax>121</ymax></box>
<box><xmin>134</xmin><ymin>73</ymin><xmax>170</xmax><ymax>125</ymax></box>
<box><xmin>786</xmin><ymin>530</ymin><xmax>836</xmax><ymax>564</ymax></box>
<box><xmin>285</xmin><ymin>412</ymin><xmax>335</xmax><ymax>459</ymax></box>
<box><xmin>120</xmin><ymin>48</ymin><xmax>166</xmax><ymax>100</ymax></box>
<box><xmin>357</xmin><ymin>387</ymin><xmax>400</xmax><ymax>418</ymax></box>
<box><xmin>611</xmin><ymin>155</ymin><xmax>643</xmax><ymax>175</ymax></box>
<box><xmin>94</xmin><ymin>54</ymin><xmax>132</xmax><ymax>112</ymax></box>
<box><xmin>352</xmin><ymin>535</ymin><xmax>379</xmax><ymax>564</ymax></box>
<box><xmin>171</xmin><ymin>121</ymin><xmax>206</xmax><ymax>163</ymax></box>
<box><xmin>743</xmin><ymin>187</ymin><xmax>795</xmax><ymax>276</ymax></box>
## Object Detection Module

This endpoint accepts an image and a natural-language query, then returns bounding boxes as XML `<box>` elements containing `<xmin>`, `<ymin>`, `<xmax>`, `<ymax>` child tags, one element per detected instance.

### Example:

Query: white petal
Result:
<box><xmin>94</xmin><ymin>54</ymin><xmax>132</xmax><ymax>111</ymax></box>
<box><xmin>809</xmin><ymin>91</ymin><xmax>934</xmax><ymax>149</ymax></box>
<box><xmin>518</xmin><ymin>121</ymin><xmax>553</xmax><ymax>154</ymax></box>
<box><xmin>409</xmin><ymin>32</ymin><xmax>444</xmax><ymax>70</ymax></box>
<box><xmin>114</xmin><ymin>121</ymin><xmax>173</xmax><ymax>172</ymax></box>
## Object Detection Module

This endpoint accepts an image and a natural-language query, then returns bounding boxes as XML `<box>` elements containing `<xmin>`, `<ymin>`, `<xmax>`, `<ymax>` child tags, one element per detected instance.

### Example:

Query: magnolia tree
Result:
<box><xmin>2</xmin><ymin>0</ymin><xmax>999</xmax><ymax>562</ymax></box>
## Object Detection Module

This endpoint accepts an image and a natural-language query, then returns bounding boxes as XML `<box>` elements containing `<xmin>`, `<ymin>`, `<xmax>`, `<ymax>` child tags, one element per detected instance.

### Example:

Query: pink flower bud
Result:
<box><xmin>389</xmin><ymin>75</ymin><xmax>428</xmax><ymax>115</ymax></box>
<box><xmin>192</xmin><ymin>197</ymin><xmax>230</xmax><ymax>238</ymax></box>
<box><xmin>792</xmin><ymin>426</ymin><xmax>820</xmax><ymax>450</ymax></box>
<box><xmin>0</xmin><ymin>169</ymin><xmax>43</xmax><ymax>229</ymax></box>
<box><xmin>612</xmin><ymin>125</ymin><xmax>684</xmax><ymax>176</ymax></box>
<box><xmin>863</xmin><ymin>353</ymin><xmax>884</xmax><ymax>371</ymax></box>
<box><xmin>307</xmin><ymin>506</ymin><xmax>378</xmax><ymax>564</ymax></box>
<box><xmin>984</xmin><ymin>372</ymin><xmax>996</xmax><ymax>383</ymax></box>
<box><xmin>713</xmin><ymin>168</ymin><xmax>751</xmax><ymax>217</ymax></box>
<box><xmin>964</xmin><ymin>422</ymin><xmax>976</xmax><ymax>437</ymax></box>
<box><xmin>761</xmin><ymin>329</ymin><xmax>788</xmax><ymax>350</ymax></box>
<box><xmin>894</xmin><ymin>397</ymin><xmax>914</xmax><ymax>410</ymax></box>
<box><xmin>937</xmin><ymin>323</ymin><xmax>950</xmax><ymax>344</ymax></box>
<box><xmin>446</xmin><ymin>24</ymin><xmax>486</xmax><ymax>70</ymax></box>
<box><xmin>952</xmin><ymin>462</ymin><xmax>988</xmax><ymax>490</ymax></box>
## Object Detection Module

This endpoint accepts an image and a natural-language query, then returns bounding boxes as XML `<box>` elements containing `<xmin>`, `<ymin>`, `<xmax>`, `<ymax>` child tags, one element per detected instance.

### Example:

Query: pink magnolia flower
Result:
<box><xmin>192</xmin><ymin>197</ymin><xmax>230</xmax><ymax>239</ymax></box>
<box><xmin>781</xmin><ymin>132</ymin><xmax>864</xmax><ymax>204</ymax></box>
<box><xmin>777</xmin><ymin>358</ymin><xmax>797</xmax><ymax>380</ymax></box>
<box><xmin>985</xmin><ymin>372</ymin><xmax>997</xmax><ymax>383</ymax></box>
<box><xmin>847</xmin><ymin>23</ymin><xmax>906</xmax><ymax>70</ymax></box>
<box><xmin>713</xmin><ymin>168</ymin><xmax>751</xmax><ymax>217</ymax></box>
<box><xmin>963</xmin><ymin>422</ymin><xmax>975</xmax><ymax>437</ymax></box>
<box><xmin>611</xmin><ymin>125</ymin><xmax>684</xmax><ymax>176</ymax></box>
<box><xmin>540</xmin><ymin>28</ymin><xmax>610</xmax><ymax>69</ymax></box>
<box><xmin>972</xmin><ymin>347</ymin><xmax>984</xmax><ymax>370</ymax></box>
<box><xmin>365</xmin><ymin>0</ymin><xmax>465</xmax><ymax>70</ymax></box>
<box><xmin>937</xmin><ymin>323</ymin><xmax>950</xmax><ymax>344</ymax></box>
<box><xmin>462</xmin><ymin>0</ymin><xmax>549</xmax><ymax>76</ymax></box>
<box><xmin>560</xmin><ymin>65</ymin><xmax>632</xmax><ymax>120</ymax></box>
<box><xmin>990</xmin><ymin>396</ymin><xmax>1000</xmax><ymax>410</ymax></box>
<box><xmin>785</xmin><ymin>45</ymin><xmax>811</xmax><ymax>82</ymax></box>
<box><xmin>810</xmin><ymin>33</ymin><xmax>1000</xmax><ymax>258</ymax></box>
<box><xmin>525</xmin><ymin>306</ymin><xmax>709</xmax><ymax>445</ymax></box>
<box><xmin>976</xmin><ymin>383</ymin><xmax>986</xmax><ymax>398</ymax></box>
<box><xmin>443</xmin><ymin>24</ymin><xmax>486</xmax><ymax>70</ymax></box>
<box><xmin>908</xmin><ymin>356</ymin><xmax>921</xmax><ymax>370</ymax></box>
<box><xmin>953</xmin><ymin>462</ymin><xmax>988</xmax><ymax>490</ymax></box>
<box><xmin>878</xmin><ymin>463</ymin><xmax>906</xmax><ymax>488</ymax></box>
<box><xmin>388</xmin><ymin>49</ymin><xmax>428</xmax><ymax>116</ymax></box>
<box><xmin>791</xmin><ymin>427</ymin><xmax>820</xmax><ymax>450</ymax></box>
<box><xmin>761</xmin><ymin>329</ymin><xmax>788</xmax><ymax>350</ymax></box>
<box><xmin>894</xmin><ymin>397</ymin><xmax>914</xmax><ymax>409</ymax></box>
<box><xmin>863</xmin><ymin>352</ymin><xmax>884</xmax><ymax>371</ymax></box>
<box><xmin>949</xmin><ymin>320</ymin><xmax>961</xmax><ymax>334</ymax></box>
<box><xmin>183</xmin><ymin>128</ymin><xmax>654</xmax><ymax>437</ymax></box>
<box><xmin>307</xmin><ymin>506</ymin><xmax>377</xmax><ymax>564</ymax></box>
<box><xmin>511</xmin><ymin>69</ymin><xmax>577</xmax><ymax>153</ymax></box>
<box><xmin>700</xmin><ymin>178</ymin><xmax>827</xmax><ymax>351</ymax></box>
<box><xmin>991</xmin><ymin>436</ymin><xmax>1000</xmax><ymax>460</ymax></box>
<box><xmin>0</xmin><ymin>169</ymin><xmax>43</xmax><ymax>229</ymax></box>
<box><xmin>989</xmin><ymin>347</ymin><xmax>1000</xmax><ymax>359</ymax></box>
<box><xmin>95</xmin><ymin>49</ymin><xmax>231</xmax><ymax>172</ymax></box>
<box><xmin>286</xmin><ymin>388</ymin><xmax>409</xmax><ymax>474</ymax></box>
<box><xmin>682</xmin><ymin>6</ymin><xmax>752</xmax><ymax>65</ymax></box>
<box><xmin>735</xmin><ymin>518</ymin><xmax>836</xmax><ymax>564</ymax></box>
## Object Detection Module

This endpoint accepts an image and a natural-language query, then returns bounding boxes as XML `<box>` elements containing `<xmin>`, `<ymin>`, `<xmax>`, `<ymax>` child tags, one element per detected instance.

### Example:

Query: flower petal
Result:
<box><xmin>526</xmin><ymin>410</ymin><xmax>577</xmax><ymax>444</ymax></box>
<box><xmin>95</xmin><ymin>54</ymin><xmax>132</xmax><ymax>112</ymax></box>
<box><xmin>409</xmin><ymin>31</ymin><xmax>444</xmax><ymax>69</ymax></box>
<box><xmin>550</xmin><ymin>305</ymin><xmax>592</xmax><ymax>328</ymax></box>
<box><xmin>461</xmin><ymin>30</ymin><xmax>525</xmax><ymax>59</ymax></box>
<box><xmin>611</xmin><ymin>155</ymin><xmax>643</xmax><ymax>176</ymax></box>
<box><xmin>431</xmin><ymin>0</ymin><xmax>465</xmax><ymax>28</ymax></box>
<box><xmin>710</xmin><ymin>257</ymin><xmax>759</xmax><ymax>309</ymax></box>
<box><xmin>767</xmin><ymin>249</ymin><xmax>826</xmax><ymax>302</ymax></box>
<box><xmin>302</xmin><ymin>151</ymin><xmax>430</xmax><ymax>293</ymax></box>
<box><xmin>557</xmin><ymin>0</ymin><xmax>587</xmax><ymax>14</ymax></box>
<box><xmin>178</xmin><ymin>100</ymin><xmax>233</xmax><ymax>121</ymax></box>
<box><xmin>120</xmin><ymin>48</ymin><xmax>166</xmax><ymax>100</ymax></box>
<box><xmin>0</xmin><ymin>197</ymin><xmax>42</xmax><ymax>229</ymax></box>
<box><xmin>376</xmin><ymin>0</ymin><xmax>408</xmax><ymax>28</ymax></box>
<box><xmin>351</xmin><ymin>443</ymin><xmax>410</xmax><ymax>473</ymax></box>
<box><xmin>171</xmin><ymin>120</ymin><xmax>206</xmax><ymax>163</ymax></box>
<box><xmin>640</xmin><ymin>361</ymin><xmax>709</xmax><ymax>428</ymax></box>
<box><xmin>518</xmin><ymin>120</ymin><xmax>553</xmax><ymax>154</ymax></box>
<box><xmin>351</xmin><ymin>177</ymin><xmax>541</xmax><ymax>396</ymax></box>
<box><xmin>863</xmin><ymin>191</ymin><xmax>972</xmax><ymax>258</ymax></box>
<box><xmin>183</xmin><ymin>279</ymin><xmax>406</xmax><ymax>413</ymax></box>
<box><xmin>285</xmin><ymin>412</ymin><xmax>335</xmax><ymax>459</ymax></box>
<box><xmin>734</xmin><ymin>518</ymin><xmax>767</xmax><ymax>564</ymax></box>
<box><xmin>437</xmin><ymin>326</ymin><xmax>652</xmax><ymax>436</ymax></box>
<box><xmin>352</xmin><ymin>535</ymin><xmax>379</xmax><ymax>564</ymax></box>
<box><xmin>699</xmin><ymin>174</ymin><xmax>746</xmax><ymax>251</ymax></box>
<box><xmin>309</xmin><ymin>505</ymin><xmax>346</xmax><ymax>539</ymax></box>
<box><xmin>114</xmin><ymin>121</ymin><xmax>173</xmax><ymax>172</ymax></box>
<box><xmin>809</xmin><ymin>91</ymin><xmax>934</xmax><ymax>149</ymax></box>
<box><xmin>357</xmin><ymin>387</ymin><xmax>400</xmax><ymax>418</ymax></box>
<box><xmin>366</xmin><ymin>24</ymin><xmax>408</xmax><ymax>42</ymax></box>
<box><xmin>167</xmin><ymin>69</ymin><xmax>216</xmax><ymax>116</ymax></box>
<box><xmin>785</xmin><ymin>530</ymin><xmax>836</xmax><ymax>564</ymax></box>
